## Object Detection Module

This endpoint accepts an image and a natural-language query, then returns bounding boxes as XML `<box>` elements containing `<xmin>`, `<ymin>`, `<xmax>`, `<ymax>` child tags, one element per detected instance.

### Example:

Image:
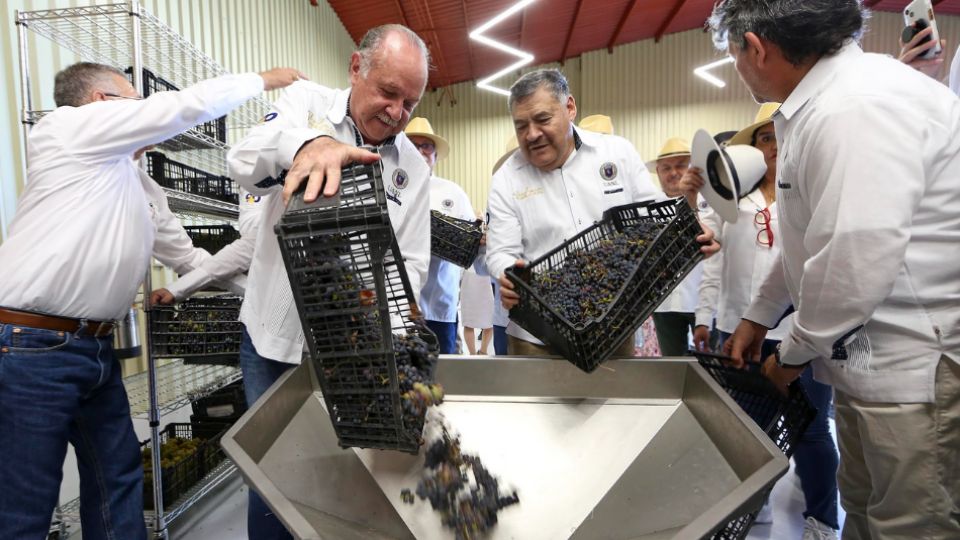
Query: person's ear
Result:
<box><xmin>743</xmin><ymin>32</ymin><xmax>768</xmax><ymax>68</ymax></box>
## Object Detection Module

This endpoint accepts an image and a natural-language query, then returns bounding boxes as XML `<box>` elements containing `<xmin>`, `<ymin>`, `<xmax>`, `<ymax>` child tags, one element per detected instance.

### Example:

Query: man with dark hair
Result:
<box><xmin>227</xmin><ymin>23</ymin><xmax>432</xmax><ymax>539</ymax></box>
<box><xmin>711</xmin><ymin>1</ymin><xmax>960</xmax><ymax>538</ymax></box>
<box><xmin>487</xmin><ymin>68</ymin><xmax>718</xmax><ymax>355</ymax></box>
<box><xmin>0</xmin><ymin>61</ymin><xmax>301</xmax><ymax>539</ymax></box>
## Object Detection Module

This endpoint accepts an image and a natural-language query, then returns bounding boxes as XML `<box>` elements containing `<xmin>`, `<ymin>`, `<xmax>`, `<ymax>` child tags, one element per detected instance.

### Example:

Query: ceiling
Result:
<box><xmin>326</xmin><ymin>0</ymin><xmax>960</xmax><ymax>89</ymax></box>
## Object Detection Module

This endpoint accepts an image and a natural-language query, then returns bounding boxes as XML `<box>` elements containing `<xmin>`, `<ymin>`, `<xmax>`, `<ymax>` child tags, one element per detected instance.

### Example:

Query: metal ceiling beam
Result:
<box><xmin>607</xmin><ymin>0</ymin><xmax>639</xmax><ymax>53</ymax></box>
<box><xmin>655</xmin><ymin>0</ymin><xmax>689</xmax><ymax>43</ymax></box>
<box><xmin>393</xmin><ymin>0</ymin><xmax>412</xmax><ymax>26</ymax></box>
<box><xmin>460</xmin><ymin>0</ymin><xmax>476</xmax><ymax>85</ymax></box>
<box><xmin>418</xmin><ymin>0</ymin><xmax>449</xmax><ymax>87</ymax></box>
<box><xmin>560</xmin><ymin>0</ymin><xmax>585</xmax><ymax>65</ymax></box>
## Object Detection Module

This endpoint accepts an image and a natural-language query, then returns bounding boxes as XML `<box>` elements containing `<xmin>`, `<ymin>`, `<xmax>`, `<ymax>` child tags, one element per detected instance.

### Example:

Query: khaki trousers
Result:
<box><xmin>506</xmin><ymin>335</ymin><xmax>635</xmax><ymax>358</ymax></box>
<box><xmin>835</xmin><ymin>356</ymin><xmax>960</xmax><ymax>540</ymax></box>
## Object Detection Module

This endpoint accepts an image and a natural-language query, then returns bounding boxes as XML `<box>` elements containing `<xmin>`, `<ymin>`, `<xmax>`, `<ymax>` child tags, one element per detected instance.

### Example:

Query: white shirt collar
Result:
<box><xmin>778</xmin><ymin>40</ymin><xmax>863</xmax><ymax>122</ymax></box>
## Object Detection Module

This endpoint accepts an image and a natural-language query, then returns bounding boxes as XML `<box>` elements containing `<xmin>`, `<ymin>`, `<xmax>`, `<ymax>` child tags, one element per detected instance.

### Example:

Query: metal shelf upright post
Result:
<box><xmin>13</xmin><ymin>2</ymin><xmax>267</xmax><ymax>537</ymax></box>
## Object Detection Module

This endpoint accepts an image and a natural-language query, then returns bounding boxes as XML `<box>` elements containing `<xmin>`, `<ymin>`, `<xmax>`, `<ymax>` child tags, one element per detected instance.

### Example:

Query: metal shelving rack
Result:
<box><xmin>15</xmin><ymin>2</ymin><xmax>263</xmax><ymax>538</ymax></box>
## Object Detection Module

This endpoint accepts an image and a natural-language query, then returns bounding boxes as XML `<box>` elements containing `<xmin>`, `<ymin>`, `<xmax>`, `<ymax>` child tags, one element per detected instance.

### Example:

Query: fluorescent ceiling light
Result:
<box><xmin>694</xmin><ymin>56</ymin><xmax>734</xmax><ymax>88</ymax></box>
<box><xmin>470</xmin><ymin>0</ymin><xmax>536</xmax><ymax>96</ymax></box>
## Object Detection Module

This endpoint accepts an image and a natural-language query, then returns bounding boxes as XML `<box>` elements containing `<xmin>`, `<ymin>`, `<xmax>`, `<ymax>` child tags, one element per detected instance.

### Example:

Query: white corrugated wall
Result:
<box><xmin>0</xmin><ymin>0</ymin><xmax>357</xmax><ymax>241</ymax></box>
<box><xmin>420</xmin><ymin>10</ymin><xmax>960</xmax><ymax>212</ymax></box>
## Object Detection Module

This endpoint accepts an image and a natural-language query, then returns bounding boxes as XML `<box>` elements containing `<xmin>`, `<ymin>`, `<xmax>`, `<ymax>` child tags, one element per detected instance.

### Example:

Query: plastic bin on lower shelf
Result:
<box><xmin>125</xmin><ymin>67</ymin><xmax>227</xmax><ymax>145</ymax></box>
<box><xmin>184</xmin><ymin>224</ymin><xmax>241</xmax><ymax>255</ymax></box>
<box><xmin>692</xmin><ymin>350</ymin><xmax>818</xmax><ymax>539</ymax></box>
<box><xmin>147</xmin><ymin>151</ymin><xmax>238</xmax><ymax>205</ymax></box>
<box><xmin>275</xmin><ymin>160</ymin><xmax>438</xmax><ymax>454</ymax></box>
<box><xmin>142</xmin><ymin>423</ymin><xmax>227</xmax><ymax>511</ymax></box>
<box><xmin>149</xmin><ymin>296</ymin><xmax>242</xmax><ymax>360</ymax></box>
<box><xmin>189</xmin><ymin>380</ymin><xmax>247</xmax><ymax>439</ymax></box>
<box><xmin>506</xmin><ymin>198</ymin><xmax>704</xmax><ymax>373</ymax></box>
<box><xmin>429</xmin><ymin>210</ymin><xmax>483</xmax><ymax>268</ymax></box>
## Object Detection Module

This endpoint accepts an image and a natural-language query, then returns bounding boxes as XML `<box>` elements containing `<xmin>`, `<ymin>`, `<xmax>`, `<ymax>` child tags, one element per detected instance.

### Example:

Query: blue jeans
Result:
<box><xmin>239</xmin><ymin>328</ymin><xmax>294</xmax><ymax>540</ymax></box>
<box><xmin>0</xmin><ymin>323</ymin><xmax>146</xmax><ymax>540</ymax></box>
<box><xmin>719</xmin><ymin>331</ymin><xmax>840</xmax><ymax>529</ymax></box>
<box><xmin>493</xmin><ymin>325</ymin><xmax>508</xmax><ymax>356</ymax></box>
<box><xmin>425</xmin><ymin>319</ymin><xmax>458</xmax><ymax>354</ymax></box>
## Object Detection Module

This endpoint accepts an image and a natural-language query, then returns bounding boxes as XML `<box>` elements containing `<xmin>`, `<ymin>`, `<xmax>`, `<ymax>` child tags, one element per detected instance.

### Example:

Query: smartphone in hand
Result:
<box><xmin>903</xmin><ymin>0</ymin><xmax>943</xmax><ymax>60</ymax></box>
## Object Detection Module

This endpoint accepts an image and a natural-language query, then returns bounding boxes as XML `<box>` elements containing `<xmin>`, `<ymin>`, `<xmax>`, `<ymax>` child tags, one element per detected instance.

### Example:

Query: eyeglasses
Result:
<box><xmin>755</xmin><ymin>207</ymin><xmax>774</xmax><ymax>248</ymax></box>
<box><xmin>413</xmin><ymin>141</ymin><xmax>436</xmax><ymax>153</ymax></box>
<box><xmin>104</xmin><ymin>93</ymin><xmax>143</xmax><ymax>101</ymax></box>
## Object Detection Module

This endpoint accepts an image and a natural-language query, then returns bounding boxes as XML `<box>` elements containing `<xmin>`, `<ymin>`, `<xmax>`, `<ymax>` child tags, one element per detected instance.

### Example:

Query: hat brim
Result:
<box><xmin>645</xmin><ymin>151</ymin><xmax>692</xmax><ymax>170</ymax></box>
<box><xmin>728</xmin><ymin>118</ymin><xmax>773</xmax><ymax>147</ymax></box>
<box><xmin>405</xmin><ymin>131</ymin><xmax>450</xmax><ymax>160</ymax></box>
<box><xmin>691</xmin><ymin>129</ymin><xmax>741</xmax><ymax>224</ymax></box>
<box><xmin>492</xmin><ymin>149</ymin><xmax>517</xmax><ymax>175</ymax></box>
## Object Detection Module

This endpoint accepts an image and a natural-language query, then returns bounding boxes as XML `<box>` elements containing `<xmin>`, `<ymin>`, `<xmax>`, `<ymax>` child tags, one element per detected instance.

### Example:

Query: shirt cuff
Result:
<box><xmin>743</xmin><ymin>295</ymin><xmax>790</xmax><ymax>329</ymax></box>
<box><xmin>694</xmin><ymin>309</ymin><xmax>713</xmax><ymax>328</ymax></box>
<box><xmin>166</xmin><ymin>268</ymin><xmax>212</xmax><ymax>300</ymax></box>
<box><xmin>778</xmin><ymin>335</ymin><xmax>819</xmax><ymax>367</ymax></box>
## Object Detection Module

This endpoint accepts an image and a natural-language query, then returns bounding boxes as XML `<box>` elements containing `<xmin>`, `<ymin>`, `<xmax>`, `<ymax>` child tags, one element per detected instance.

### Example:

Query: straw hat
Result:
<box><xmin>492</xmin><ymin>134</ymin><xmax>519</xmax><ymax>175</ymax></box>
<box><xmin>691</xmin><ymin>129</ymin><xmax>767</xmax><ymax>224</ymax></box>
<box><xmin>728</xmin><ymin>103</ymin><xmax>781</xmax><ymax>147</ymax></box>
<box><xmin>404</xmin><ymin>117</ymin><xmax>450</xmax><ymax>160</ymax></box>
<box><xmin>645</xmin><ymin>136</ymin><xmax>692</xmax><ymax>169</ymax></box>
<box><xmin>578</xmin><ymin>114</ymin><xmax>614</xmax><ymax>135</ymax></box>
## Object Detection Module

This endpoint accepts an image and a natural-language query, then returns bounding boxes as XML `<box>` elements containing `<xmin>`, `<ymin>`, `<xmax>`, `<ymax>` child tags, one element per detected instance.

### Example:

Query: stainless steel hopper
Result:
<box><xmin>222</xmin><ymin>357</ymin><xmax>787</xmax><ymax>539</ymax></box>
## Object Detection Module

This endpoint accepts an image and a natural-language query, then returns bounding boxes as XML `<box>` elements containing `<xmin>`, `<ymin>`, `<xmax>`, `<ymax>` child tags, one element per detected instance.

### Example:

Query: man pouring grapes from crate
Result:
<box><xmin>486</xmin><ymin>68</ymin><xmax>720</xmax><ymax>357</ymax></box>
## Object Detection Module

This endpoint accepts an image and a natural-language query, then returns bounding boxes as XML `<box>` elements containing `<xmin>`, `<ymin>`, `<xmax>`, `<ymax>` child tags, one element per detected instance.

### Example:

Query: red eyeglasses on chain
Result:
<box><xmin>755</xmin><ymin>207</ymin><xmax>774</xmax><ymax>248</ymax></box>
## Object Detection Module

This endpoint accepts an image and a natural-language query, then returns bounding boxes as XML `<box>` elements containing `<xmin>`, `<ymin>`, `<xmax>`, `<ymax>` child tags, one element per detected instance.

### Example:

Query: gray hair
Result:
<box><xmin>357</xmin><ymin>24</ymin><xmax>431</xmax><ymax>77</ymax></box>
<box><xmin>54</xmin><ymin>62</ymin><xmax>126</xmax><ymax>107</ymax></box>
<box><xmin>708</xmin><ymin>0</ymin><xmax>866</xmax><ymax>66</ymax></box>
<box><xmin>508</xmin><ymin>69</ymin><xmax>570</xmax><ymax>111</ymax></box>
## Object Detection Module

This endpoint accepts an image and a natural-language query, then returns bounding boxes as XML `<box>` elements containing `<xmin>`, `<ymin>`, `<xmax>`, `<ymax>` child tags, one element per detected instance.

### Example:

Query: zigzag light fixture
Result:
<box><xmin>469</xmin><ymin>0</ymin><xmax>536</xmax><ymax>97</ymax></box>
<box><xmin>694</xmin><ymin>56</ymin><xmax>735</xmax><ymax>88</ymax></box>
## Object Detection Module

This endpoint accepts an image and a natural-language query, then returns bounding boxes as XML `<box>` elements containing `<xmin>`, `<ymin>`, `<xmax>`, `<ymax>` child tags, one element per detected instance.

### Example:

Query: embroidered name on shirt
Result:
<box><xmin>604</xmin><ymin>187</ymin><xmax>624</xmax><ymax>195</ymax></box>
<box><xmin>513</xmin><ymin>187</ymin><xmax>545</xmax><ymax>200</ymax></box>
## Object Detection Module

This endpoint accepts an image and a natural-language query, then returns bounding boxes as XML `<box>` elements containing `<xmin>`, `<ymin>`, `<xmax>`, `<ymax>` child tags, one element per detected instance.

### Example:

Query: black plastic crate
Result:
<box><xmin>430</xmin><ymin>210</ymin><xmax>483</xmax><ymax>268</ymax></box>
<box><xmin>692</xmin><ymin>350</ymin><xmax>818</xmax><ymax>540</ymax></box>
<box><xmin>125</xmin><ymin>67</ymin><xmax>227</xmax><ymax>145</ymax></box>
<box><xmin>191</xmin><ymin>381</ymin><xmax>246</xmax><ymax>420</ymax></box>
<box><xmin>150</xmin><ymin>296</ymin><xmax>243</xmax><ymax>359</ymax></box>
<box><xmin>147</xmin><ymin>152</ymin><xmax>238</xmax><ymax>205</ymax></box>
<box><xmin>141</xmin><ymin>422</ymin><xmax>227</xmax><ymax>510</ymax></box>
<box><xmin>506</xmin><ymin>199</ymin><xmax>704</xmax><ymax>372</ymax></box>
<box><xmin>276</xmin><ymin>160</ymin><xmax>439</xmax><ymax>454</ymax></box>
<box><xmin>184</xmin><ymin>224</ymin><xmax>241</xmax><ymax>255</ymax></box>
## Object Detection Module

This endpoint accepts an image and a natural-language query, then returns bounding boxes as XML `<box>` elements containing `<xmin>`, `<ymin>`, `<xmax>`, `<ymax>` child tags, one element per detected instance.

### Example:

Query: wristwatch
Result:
<box><xmin>774</xmin><ymin>343</ymin><xmax>810</xmax><ymax>369</ymax></box>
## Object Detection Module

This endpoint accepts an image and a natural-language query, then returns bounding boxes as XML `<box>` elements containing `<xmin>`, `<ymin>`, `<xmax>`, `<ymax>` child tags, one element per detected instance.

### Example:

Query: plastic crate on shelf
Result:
<box><xmin>506</xmin><ymin>198</ymin><xmax>704</xmax><ymax>373</ymax></box>
<box><xmin>184</xmin><ymin>224</ymin><xmax>241</xmax><ymax>255</ymax></box>
<box><xmin>692</xmin><ymin>350</ymin><xmax>818</xmax><ymax>540</ymax></box>
<box><xmin>191</xmin><ymin>380</ymin><xmax>246</xmax><ymax>420</ymax></box>
<box><xmin>150</xmin><ymin>296</ymin><xmax>243</xmax><ymax>360</ymax></box>
<box><xmin>275</xmin><ymin>160</ymin><xmax>438</xmax><ymax>454</ymax></box>
<box><xmin>147</xmin><ymin>152</ymin><xmax>238</xmax><ymax>205</ymax></box>
<box><xmin>125</xmin><ymin>67</ymin><xmax>227</xmax><ymax>145</ymax></box>
<box><xmin>430</xmin><ymin>210</ymin><xmax>483</xmax><ymax>268</ymax></box>
<box><xmin>141</xmin><ymin>422</ymin><xmax>227</xmax><ymax>510</ymax></box>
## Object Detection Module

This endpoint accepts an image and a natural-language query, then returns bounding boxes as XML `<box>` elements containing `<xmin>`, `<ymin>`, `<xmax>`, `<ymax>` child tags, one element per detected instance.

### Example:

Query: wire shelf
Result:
<box><xmin>53</xmin><ymin>459</ymin><xmax>238</xmax><ymax>527</ymax></box>
<box><xmin>163</xmin><ymin>188</ymin><xmax>239</xmax><ymax>220</ymax></box>
<box><xmin>123</xmin><ymin>358</ymin><xmax>241</xmax><ymax>418</ymax></box>
<box><xmin>17</xmin><ymin>2</ymin><xmax>269</xmax><ymax>128</ymax></box>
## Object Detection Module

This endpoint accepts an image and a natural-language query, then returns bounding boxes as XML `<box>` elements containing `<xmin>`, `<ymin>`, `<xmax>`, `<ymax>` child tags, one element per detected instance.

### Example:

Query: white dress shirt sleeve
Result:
<box><xmin>58</xmin><ymin>73</ymin><xmax>264</xmax><ymax>164</ymax></box>
<box><xmin>695</xmin><ymin>208</ymin><xmax>724</xmax><ymax>328</ymax></box>
<box><xmin>485</xmin><ymin>175</ymin><xmax>523</xmax><ymax>280</ymax></box>
<box><xmin>227</xmin><ymin>82</ymin><xmax>334</xmax><ymax>195</ymax></box>
<box><xmin>766</xmin><ymin>99</ymin><xmax>925</xmax><ymax>366</ymax></box>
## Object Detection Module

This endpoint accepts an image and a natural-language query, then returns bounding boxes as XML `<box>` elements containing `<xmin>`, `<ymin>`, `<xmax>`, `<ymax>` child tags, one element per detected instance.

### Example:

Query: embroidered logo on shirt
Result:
<box><xmin>392</xmin><ymin>169</ymin><xmax>409</xmax><ymax>190</ymax></box>
<box><xmin>513</xmin><ymin>187</ymin><xmax>545</xmax><ymax>200</ymax></box>
<box><xmin>263</xmin><ymin>112</ymin><xmax>278</xmax><ymax>122</ymax></box>
<box><xmin>244</xmin><ymin>193</ymin><xmax>262</xmax><ymax>204</ymax></box>
<box><xmin>599</xmin><ymin>162</ymin><xmax>618</xmax><ymax>181</ymax></box>
<box><xmin>442</xmin><ymin>199</ymin><xmax>454</xmax><ymax>210</ymax></box>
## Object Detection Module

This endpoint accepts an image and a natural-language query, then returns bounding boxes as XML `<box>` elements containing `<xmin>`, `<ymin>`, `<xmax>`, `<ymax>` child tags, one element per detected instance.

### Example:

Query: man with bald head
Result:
<box><xmin>228</xmin><ymin>24</ymin><xmax>433</xmax><ymax>538</ymax></box>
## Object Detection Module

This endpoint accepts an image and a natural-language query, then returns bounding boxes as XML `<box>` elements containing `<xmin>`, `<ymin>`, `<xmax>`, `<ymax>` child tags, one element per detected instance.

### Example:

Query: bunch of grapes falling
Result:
<box><xmin>530</xmin><ymin>222</ymin><xmax>661</xmax><ymax>326</ymax></box>
<box><xmin>401</xmin><ymin>423</ymin><xmax>520</xmax><ymax>540</ymax></box>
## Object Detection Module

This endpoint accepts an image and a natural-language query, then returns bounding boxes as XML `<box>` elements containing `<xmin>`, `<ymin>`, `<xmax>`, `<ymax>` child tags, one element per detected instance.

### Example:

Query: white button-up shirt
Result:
<box><xmin>696</xmin><ymin>192</ymin><xmax>793</xmax><ymax>341</ymax></box>
<box><xmin>227</xmin><ymin>82</ymin><xmax>431</xmax><ymax>365</ymax></box>
<box><xmin>743</xmin><ymin>42</ymin><xmax>960</xmax><ymax>403</ymax></box>
<box><xmin>420</xmin><ymin>176</ymin><xmax>475</xmax><ymax>323</ymax></box>
<box><xmin>486</xmin><ymin>127</ymin><xmax>659</xmax><ymax>344</ymax></box>
<box><xmin>0</xmin><ymin>73</ymin><xmax>264</xmax><ymax>321</ymax></box>
<box><xmin>165</xmin><ymin>189</ymin><xmax>266</xmax><ymax>299</ymax></box>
